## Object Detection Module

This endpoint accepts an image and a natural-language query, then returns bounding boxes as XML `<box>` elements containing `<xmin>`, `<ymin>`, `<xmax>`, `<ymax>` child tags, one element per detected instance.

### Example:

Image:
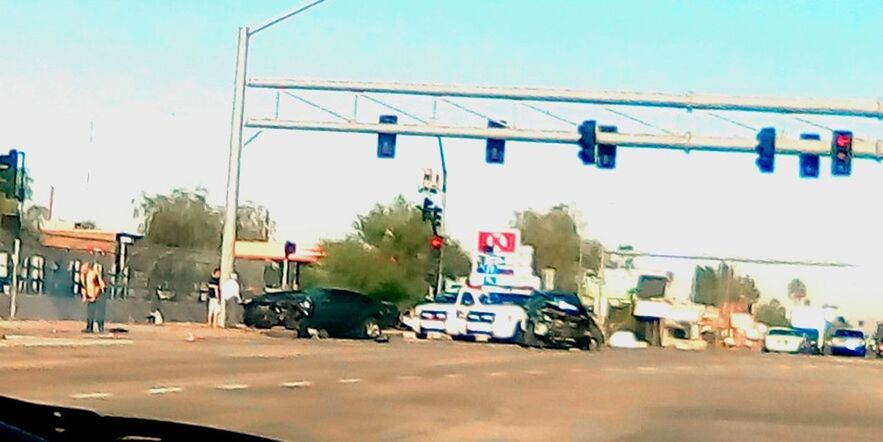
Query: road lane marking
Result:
<box><xmin>568</xmin><ymin>368</ymin><xmax>585</xmax><ymax>373</ymax></box>
<box><xmin>338</xmin><ymin>378</ymin><xmax>362</xmax><ymax>384</ymax></box>
<box><xmin>444</xmin><ymin>373</ymin><xmax>460</xmax><ymax>379</ymax></box>
<box><xmin>70</xmin><ymin>393</ymin><xmax>111</xmax><ymax>400</ymax></box>
<box><xmin>675</xmin><ymin>365</ymin><xmax>694</xmax><ymax>371</ymax></box>
<box><xmin>281</xmin><ymin>381</ymin><xmax>312</xmax><ymax>388</ymax></box>
<box><xmin>488</xmin><ymin>371</ymin><xmax>507</xmax><ymax>377</ymax></box>
<box><xmin>525</xmin><ymin>369</ymin><xmax>546</xmax><ymax>375</ymax></box>
<box><xmin>396</xmin><ymin>375</ymin><xmax>421</xmax><ymax>381</ymax></box>
<box><xmin>147</xmin><ymin>387</ymin><xmax>182</xmax><ymax>395</ymax></box>
<box><xmin>216</xmin><ymin>384</ymin><xmax>248</xmax><ymax>391</ymax></box>
<box><xmin>637</xmin><ymin>366</ymin><xmax>658</xmax><ymax>374</ymax></box>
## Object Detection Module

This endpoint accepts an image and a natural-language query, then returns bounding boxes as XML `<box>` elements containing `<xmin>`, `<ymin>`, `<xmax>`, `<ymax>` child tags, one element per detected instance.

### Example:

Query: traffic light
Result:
<box><xmin>755</xmin><ymin>127</ymin><xmax>775</xmax><ymax>173</ymax></box>
<box><xmin>798</xmin><ymin>133</ymin><xmax>820</xmax><ymax>178</ymax></box>
<box><xmin>421</xmin><ymin>197</ymin><xmax>434</xmax><ymax>222</ymax></box>
<box><xmin>0</xmin><ymin>149</ymin><xmax>19</xmax><ymax>199</ymax></box>
<box><xmin>831</xmin><ymin>130</ymin><xmax>853</xmax><ymax>176</ymax></box>
<box><xmin>577</xmin><ymin>120</ymin><xmax>596</xmax><ymax>165</ymax></box>
<box><xmin>284</xmin><ymin>241</ymin><xmax>296</xmax><ymax>257</ymax></box>
<box><xmin>431</xmin><ymin>207</ymin><xmax>442</xmax><ymax>229</ymax></box>
<box><xmin>377</xmin><ymin>115</ymin><xmax>398</xmax><ymax>159</ymax></box>
<box><xmin>430</xmin><ymin>235</ymin><xmax>444</xmax><ymax>250</ymax></box>
<box><xmin>485</xmin><ymin>119</ymin><xmax>506</xmax><ymax>164</ymax></box>
<box><xmin>596</xmin><ymin>125</ymin><xmax>618</xmax><ymax>169</ymax></box>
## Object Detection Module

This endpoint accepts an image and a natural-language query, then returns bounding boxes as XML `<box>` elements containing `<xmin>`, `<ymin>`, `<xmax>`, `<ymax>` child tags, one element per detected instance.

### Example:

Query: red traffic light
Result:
<box><xmin>430</xmin><ymin>235</ymin><xmax>444</xmax><ymax>249</ymax></box>
<box><xmin>835</xmin><ymin>133</ymin><xmax>852</xmax><ymax>148</ymax></box>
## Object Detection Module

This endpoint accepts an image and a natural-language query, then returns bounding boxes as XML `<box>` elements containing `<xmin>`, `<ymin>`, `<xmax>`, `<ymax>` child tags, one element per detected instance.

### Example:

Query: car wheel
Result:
<box><xmin>520</xmin><ymin>322</ymin><xmax>541</xmax><ymax>348</ymax></box>
<box><xmin>416</xmin><ymin>329</ymin><xmax>428</xmax><ymax>340</ymax></box>
<box><xmin>361</xmin><ymin>318</ymin><xmax>382</xmax><ymax>339</ymax></box>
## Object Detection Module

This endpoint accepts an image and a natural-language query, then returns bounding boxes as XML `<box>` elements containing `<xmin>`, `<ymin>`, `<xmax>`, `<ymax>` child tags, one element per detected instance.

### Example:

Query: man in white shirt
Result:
<box><xmin>221</xmin><ymin>272</ymin><xmax>242</xmax><ymax>328</ymax></box>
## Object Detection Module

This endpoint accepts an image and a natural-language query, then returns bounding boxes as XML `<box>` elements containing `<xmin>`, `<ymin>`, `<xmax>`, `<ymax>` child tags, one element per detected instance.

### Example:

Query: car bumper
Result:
<box><xmin>419</xmin><ymin>319</ymin><xmax>447</xmax><ymax>333</ymax></box>
<box><xmin>831</xmin><ymin>346</ymin><xmax>866</xmax><ymax>356</ymax></box>
<box><xmin>466</xmin><ymin>322</ymin><xmax>519</xmax><ymax>339</ymax></box>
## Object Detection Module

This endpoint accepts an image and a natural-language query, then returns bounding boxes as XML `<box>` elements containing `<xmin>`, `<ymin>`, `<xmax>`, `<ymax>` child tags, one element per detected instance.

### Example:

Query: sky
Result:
<box><xmin>1</xmin><ymin>1</ymin><xmax>881</xmax><ymax>317</ymax></box>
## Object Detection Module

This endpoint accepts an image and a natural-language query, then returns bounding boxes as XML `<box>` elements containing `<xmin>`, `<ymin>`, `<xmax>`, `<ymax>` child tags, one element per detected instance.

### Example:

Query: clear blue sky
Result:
<box><xmin>1</xmin><ymin>1</ymin><xmax>881</xmax><ymax>316</ymax></box>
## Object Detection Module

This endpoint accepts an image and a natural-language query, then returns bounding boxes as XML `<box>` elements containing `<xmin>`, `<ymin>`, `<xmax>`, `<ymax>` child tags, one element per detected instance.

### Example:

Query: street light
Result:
<box><xmin>220</xmin><ymin>0</ymin><xmax>327</xmax><ymax>325</ymax></box>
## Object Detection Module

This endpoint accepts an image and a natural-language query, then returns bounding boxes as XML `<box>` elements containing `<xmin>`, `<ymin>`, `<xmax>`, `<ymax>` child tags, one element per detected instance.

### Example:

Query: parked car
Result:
<box><xmin>827</xmin><ymin>329</ymin><xmax>867</xmax><ymax>357</ymax></box>
<box><xmin>412</xmin><ymin>290</ymin><xmax>461</xmax><ymax>338</ymax></box>
<box><xmin>244</xmin><ymin>288</ymin><xmax>399</xmax><ymax>339</ymax></box>
<box><xmin>518</xmin><ymin>291</ymin><xmax>604</xmax><ymax>350</ymax></box>
<box><xmin>762</xmin><ymin>327</ymin><xmax>810</xmax><ymax>354</ymax></box>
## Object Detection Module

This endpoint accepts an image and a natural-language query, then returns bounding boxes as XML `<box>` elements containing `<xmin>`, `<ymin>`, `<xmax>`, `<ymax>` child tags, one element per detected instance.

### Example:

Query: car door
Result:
<box><xmin>322</xmin><ymin>290</ymin><xmax>366</xmax><ymax>332</ymax></box>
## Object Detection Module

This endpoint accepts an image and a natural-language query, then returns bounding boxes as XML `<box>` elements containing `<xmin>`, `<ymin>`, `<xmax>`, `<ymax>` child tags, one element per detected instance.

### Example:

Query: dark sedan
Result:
<box><xmin>519</xmin><ymin>291</ymin><xmax>604</xmax><ymax>350</ymax></box>
<box><xmin>244</xmin><ymin>288</ymin><xmax>399</xmax><ymax>339</ymax></box>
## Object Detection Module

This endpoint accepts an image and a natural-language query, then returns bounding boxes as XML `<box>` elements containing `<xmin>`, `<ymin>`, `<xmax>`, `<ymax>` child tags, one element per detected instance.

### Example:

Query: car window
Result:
<box><xmin>479</xmin><ymin>292</ymin><xmax>529</xmax><ymax>306</ymax></box>
<box><xmin>433</xmin><ymin>292</ymin><xmax>458</xmax><ymax>304</ymax></box>
<box><xmin>768</xmin><ymin>329</ymin><xmax>801</xmax><ymax>337</ymax></box>
<box><xmin>834</xmin><ymin>329</ymin><xmax>864</xmax><ymax>338</ymax></box>
<box><xmin>460</xmin><ymin>292</ymin><xmax>475</xmax><ymax>306</ymax></box>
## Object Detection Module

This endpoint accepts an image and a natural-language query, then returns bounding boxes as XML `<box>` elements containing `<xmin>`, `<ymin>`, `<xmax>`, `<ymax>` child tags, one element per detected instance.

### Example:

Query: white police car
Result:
<box><xmin>462</xmin><ymin>290</ymin><xmax>531</xmax><ymax>341</ymax></box>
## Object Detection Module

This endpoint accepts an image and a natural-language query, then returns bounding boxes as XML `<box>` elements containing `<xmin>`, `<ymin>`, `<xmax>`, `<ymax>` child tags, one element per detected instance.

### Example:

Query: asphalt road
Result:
<box><xmin>1</xmin><ymin>322</ymin><xmax>882</xmax><ymax>441</ymax></box>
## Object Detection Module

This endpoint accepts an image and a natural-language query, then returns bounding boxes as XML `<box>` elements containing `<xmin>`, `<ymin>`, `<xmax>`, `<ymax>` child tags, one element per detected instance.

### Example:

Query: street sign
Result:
<box><xmin>477</xmin><ymin>230</ymin><xmax>519</xmax><ymax>254</ymax></box>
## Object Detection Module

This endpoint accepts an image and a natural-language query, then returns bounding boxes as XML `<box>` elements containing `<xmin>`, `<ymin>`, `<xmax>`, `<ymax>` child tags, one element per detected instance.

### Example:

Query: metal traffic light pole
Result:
<box><xmin>249</xmin><ymin>78</ymin><xmax>883</xmax><ymax>119</ymax></box>
<box><xmin>220</xmin><ymin>0</ymin><xmax>326</xmax><ymax>327</ymax></box>
<box><xmin>247</xmin><ymin>118</ymin><xmax>883</xmax><ymax>160</ymax></box>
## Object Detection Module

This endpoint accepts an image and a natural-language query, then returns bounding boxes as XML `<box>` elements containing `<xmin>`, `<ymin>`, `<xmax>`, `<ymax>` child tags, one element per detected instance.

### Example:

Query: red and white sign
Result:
<box><xmin>477</xmin><ymin>231</ymin><xmax>518</xmax><ymax>254</ymax></box>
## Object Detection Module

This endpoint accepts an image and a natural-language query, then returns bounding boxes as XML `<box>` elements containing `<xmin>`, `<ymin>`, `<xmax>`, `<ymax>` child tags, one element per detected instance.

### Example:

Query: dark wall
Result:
<box><xmin>0</xmin><ymin>294</ymin><xmax>208</xmax><ymax>324</ymax></box>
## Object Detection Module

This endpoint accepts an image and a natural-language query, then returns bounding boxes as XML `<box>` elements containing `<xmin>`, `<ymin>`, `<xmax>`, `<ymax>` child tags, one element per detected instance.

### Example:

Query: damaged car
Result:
<box><xmin>244</xmin><ymin>288</ymin><xmax>399</xmax><ymax>339</ymax></box>
<box><xmin>518</xmin><ymin>291</ymin><xmax>605</xmax><ymax>350</ymax></box>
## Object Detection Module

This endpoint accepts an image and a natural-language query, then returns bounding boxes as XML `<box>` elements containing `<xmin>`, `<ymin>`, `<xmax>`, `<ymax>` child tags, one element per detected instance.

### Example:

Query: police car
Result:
<box><xmin>413</xmin><ymin>286</ymin><xmax>532</xmax><ymax>341</ymax></box>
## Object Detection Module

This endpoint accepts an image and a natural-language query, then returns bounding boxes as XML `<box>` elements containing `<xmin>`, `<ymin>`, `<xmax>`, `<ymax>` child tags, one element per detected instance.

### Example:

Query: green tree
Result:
<box><xmin>513</xmin><ymin>205</ymin><xmax>582</xmax><ymax>291</ymax></box>
<box><xmin>302</xmin><ymin>196</ymin><xmax>471</xmax><ymax>305</ymax></box>
<box><xmin>134</xmin><ymin>188</ymin><xmax>221</xmax><ymax>249</ymax></box>
<box><xmin>755</xmin><ymin>298</ymin><xmax>789</xmax><ymax>327</ymax></box>
<box><xmin>22</xmin><ymin>204</ymin><xmax>49</xmax><ymax>237</ymax></box>
<box><xmin>237</xmin><ymin>201</ymin><xmax>274</xmax><ymax>241</ymax></box>
<box><xmin>691</xmin><ymin>263</ymin><xmax>760</xmax><ymax>306</ymax></box>
<box><xmin>787</xmin><ymin>278</ymin><xmax>808</xmax><ymax>304</ymax></box>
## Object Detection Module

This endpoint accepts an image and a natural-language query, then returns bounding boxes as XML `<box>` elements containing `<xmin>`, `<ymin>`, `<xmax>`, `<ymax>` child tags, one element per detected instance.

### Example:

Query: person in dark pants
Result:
<box><xmin>81</xmin><ymin>262</ymin><xmax>107</xmax><ymax>334</ymax></box>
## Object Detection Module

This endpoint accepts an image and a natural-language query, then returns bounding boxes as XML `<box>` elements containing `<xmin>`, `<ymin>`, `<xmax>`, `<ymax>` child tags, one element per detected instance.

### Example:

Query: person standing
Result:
<box><xmin>207</xmin><ymin>268</ymin><xmax>221</xmax><ymax>328</ymax></box>
<box><xmin>221</xmin><ymin>272</ymin><xmax>242</xmax><ymax>328</ymax></box>
<box><xmin>81</xmin><ymin>262</ymin><xmax>107</xmax><ymax>334</ymax></box>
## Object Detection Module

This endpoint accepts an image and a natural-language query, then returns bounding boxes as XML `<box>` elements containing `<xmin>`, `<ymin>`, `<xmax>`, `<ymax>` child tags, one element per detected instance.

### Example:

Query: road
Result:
<box><xmin>1</xmin><ymin>321</ymin><xmax>882</xmax><ymax>441</ymax></box>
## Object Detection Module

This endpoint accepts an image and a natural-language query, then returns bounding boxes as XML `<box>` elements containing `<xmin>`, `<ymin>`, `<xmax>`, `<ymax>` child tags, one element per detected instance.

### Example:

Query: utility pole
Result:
<box><xmin>435</xmin><ymin>137</ymin><xmax>448</xmax><ymax>297</ymax></box>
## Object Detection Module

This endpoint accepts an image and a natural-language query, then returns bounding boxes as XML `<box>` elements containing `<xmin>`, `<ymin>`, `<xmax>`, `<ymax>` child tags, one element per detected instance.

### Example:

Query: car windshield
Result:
<box><xmin>433</xmin><ymin>292</ymin><xmax>458</xmax><ymax>304</ymax></box>
<box><xmin>834</xmin><ymin>330</ymin><xmax>864</xmax><ymax>338</ymax></box>
<box><xmin>768</xmin><ymin>329</ymin><xmax>802</xmax><ymax>337</ymax></box>
<box><xmin>480</xmin><ymin>292</ymin><xmax>529</xmax><ymax>306</ymax></box>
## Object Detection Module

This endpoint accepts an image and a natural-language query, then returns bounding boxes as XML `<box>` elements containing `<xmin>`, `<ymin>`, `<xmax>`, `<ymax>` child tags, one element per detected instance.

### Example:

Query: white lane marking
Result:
<box><xmin>637</xmin><ymin>366</ymin><xmax>658</xmax><ymax>374</ymax></box>
<box><xmin>568</xmin><ymin>368</ymin><xmax>585</xmax><ymax>373</ymax></box>
<box><xmin>396</xmin><ymin>375</ymin><xmax>421</xmax><ymax>381</ymax></box>
<box><xmin>488</xmin><ymin>371</ymin><xmax>507</xmax><ymax>377</ymax></box>
<box><xmin>338</xmin><ymin>378</ymin><xmax>362</xmax><ymax>384</ymax></box>
<box><xmin>281</xmin><ymin>381</ymin><xmax>312</xmax><ymax>389</ymax></box>
<box><xmin>148</xmin><ymin>387</ymin><xmax>182</xmax><ymax>395</ymax></box>
<box><xmin>70</xmin><ymin>393</ymin><xmax>111</xmax><ymax>400</ymax></box>
<box><xmin>675</xmin><ymin>365</ymin><xmax>694</xmax><ymax>371</ymax></box>
<box><xmin>444</xmin><ymin>373</ymin><xmax>460</xmax><ymax>379</ymax></box>
<box><xmin>525</xmin><ymin>369</ymin><xmax>546</xmax><ymax>375</ymax></box>
<box><xmin>216</xmin><ymin>384</ymin><xmax>248</xmax><ymax>391</ymax></box>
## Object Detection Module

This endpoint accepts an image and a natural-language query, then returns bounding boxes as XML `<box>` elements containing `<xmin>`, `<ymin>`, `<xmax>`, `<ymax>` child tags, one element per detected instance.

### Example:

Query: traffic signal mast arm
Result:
<box><xmin>249</xmin><ymin>78</ymin><xmax>883</xmax><ymax>119</ymax></box>
<box><xmin>247</xmin><ymin>118</ymin><xmax>883</xmax><ymax>160</ymax></box>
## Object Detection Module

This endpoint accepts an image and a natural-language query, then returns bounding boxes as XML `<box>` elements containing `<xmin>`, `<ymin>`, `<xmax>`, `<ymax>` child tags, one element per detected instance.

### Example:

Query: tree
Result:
<box><xmin>787</xmin><ymin>278</ymin><xmax>808</xmax><ymax>304</ymax></box>
<box><xmin>237</xmin><ymin>201</ymin><xmax>274</xmax><ymax>241</ymax></box>
<box><xmin>134</xmin><ymin>188</ymin><xmax>221</xmax><ymax>249</ymax></box>
<box><xmin>755</xmin><ymin>298</ymin><xmax>789</xmax><ymax>327</ymax></box>
<box><xmin>691</xmin><ymin>263</ymin><xmax>760</xmax><ymax>306</ymax></box>
<box><xmin>302</xmin><ymin>196</ymin><xmax>471</xmax><ymax>305</ymax></box>
<box><xmin>22</xmin><ymin>204</ymin><xmax>49</xmax><ymax>237</ymax></box>
<box><xmin>513</xmin><ymin>205</ymin><xmax>582</xmax><ymax>291</ymax></box>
